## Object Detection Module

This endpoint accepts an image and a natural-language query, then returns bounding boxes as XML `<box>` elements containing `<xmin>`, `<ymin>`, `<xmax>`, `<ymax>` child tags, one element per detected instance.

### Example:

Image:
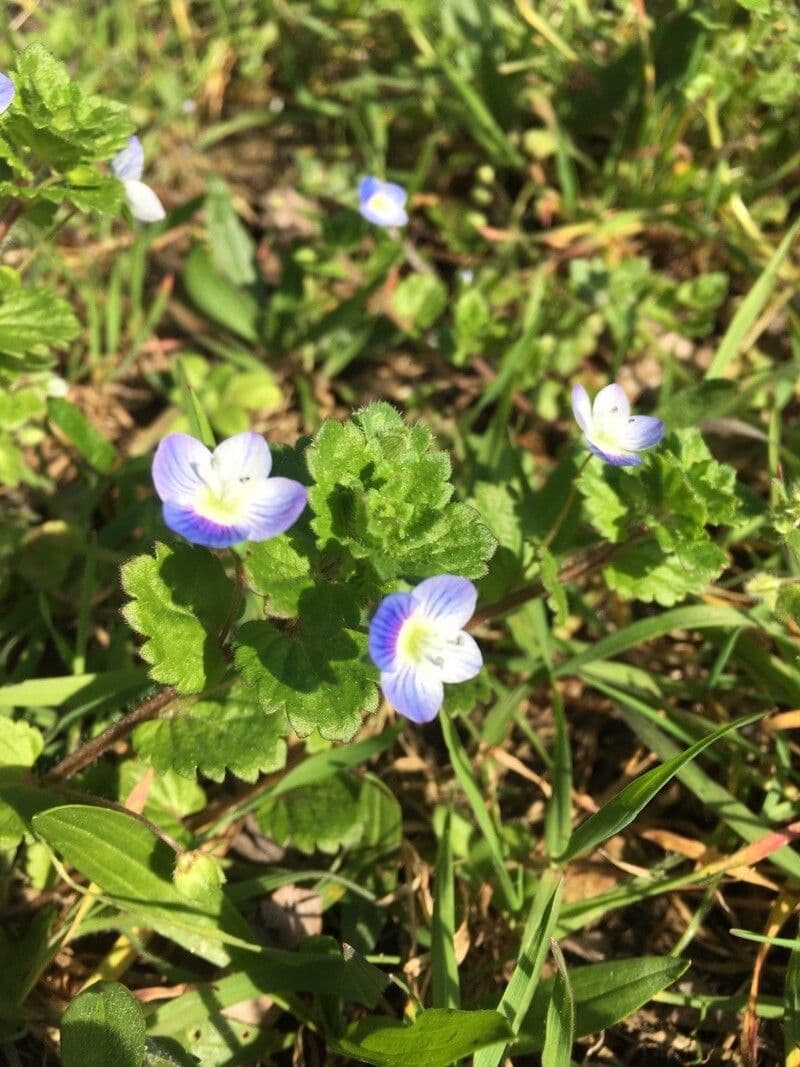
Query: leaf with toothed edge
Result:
<box><xmin>121</xmin><ymin>543</ymin><xmax>234</xmax><ymax>694</ymax></box>
<box><xmin>234</xmin><ymin>583</ymin><xmax>379</xmax><ymax>740</ymax></box>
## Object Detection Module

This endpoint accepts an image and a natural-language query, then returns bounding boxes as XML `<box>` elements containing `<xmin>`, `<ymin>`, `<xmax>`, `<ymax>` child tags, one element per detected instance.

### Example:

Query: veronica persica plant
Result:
<box><xmin>111</xmin><ymin>134</ymin><xmax>166</xmax><ymax>223</ymax></box>
<box><xmin>0</xmin><ymin>73</ymin><xmax>14</xmax><ymax>115</ymax></box>
<box><xmin>358</xmin><ymin>176</ymin><xmax>409</xmax><ymax>228</ymax></box>
<box><xmin>572</xmin><ymin>382</ymin><xmax>664</xmax><ymax>467</ymax></box>
<box><xmin>152</xmin><ymin>431</ymin><xmax>307</xmax><ymax>548</ymax></box>
<box><xmin>368</xmin><ymin>575</ymin><xmax>482</xmax><ymax>723</ymax></box>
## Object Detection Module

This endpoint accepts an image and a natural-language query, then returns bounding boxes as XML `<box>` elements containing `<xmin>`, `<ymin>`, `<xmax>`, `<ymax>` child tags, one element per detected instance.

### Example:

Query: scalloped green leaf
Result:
<box><xmin>0</xmin><ymin>286</ymin><xmax>80</xmax><ymax>364</ymax></box>
<box><xmin>5</xmin><ymin>44</ymin><xmax>132</xmax><ymax>169</ymax></box>
<box><xmin>242</xmin><ymin>530</ymin><xmax>315</xmax><ymax>617</ymax></box>
<box><xmin>234</xmin><ymin>584</ymin><xmax>378</xmax><ymax>740</ymax></box>
<box><xmin>306</xmin><ymin>403</ymin><xmax>495</xmax><ymax>580</ymax></box>
<box><xmin>134</xmin><ymin>683</ymin><xmax>287</xmax><ymax>783</ymax></box>
<box><xmin>121</xmin><ymin>543</ymin><xmax>233</xmax><ymax>694</ymax></box>
<box><xmin>602</xmin><ymin>539</ymin><xmax>729</xmax><ymax>607</ymax></box>
<box><xmin>256</xmin><ymin>773</ymin><xmax>365</xmax><ymax>854</ymax></box>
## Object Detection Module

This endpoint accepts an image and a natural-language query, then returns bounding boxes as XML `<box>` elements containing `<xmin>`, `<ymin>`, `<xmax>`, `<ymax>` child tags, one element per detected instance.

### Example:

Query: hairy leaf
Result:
<box><xmin>121</xmin><ymin>543</ymin><xmax>233</xmax><ymax>694</ymax></box>
<box><xmin>134</xmin><ymin>683</ymin><xmax>288</xmax><ymax>783</ymax></box>
<box><xmin>61</xmin><ymin>982</ymin><xmax>146</xmax><ymax>1067</ymax></box>
<box><xmin>235</xmin><ymin>584</ymin><xmax>378</xmax><ymax>740</ymax></box>
<box><xmin>307</xmin><ymin>402</ymin><xmax>495</xmax><ymax>580</ymax></box>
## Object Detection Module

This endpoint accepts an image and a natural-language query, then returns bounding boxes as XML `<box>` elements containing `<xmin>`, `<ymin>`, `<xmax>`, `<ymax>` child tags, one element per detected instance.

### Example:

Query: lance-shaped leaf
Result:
<box><xmin>121</xmin><ymin>543</ymin><xmax>233</xmax><ymax>694</ymax></box>
<box><xmin>235</xmin><ymin>584</ymin><xmax>378</xmax><ymax>740</ymax></box>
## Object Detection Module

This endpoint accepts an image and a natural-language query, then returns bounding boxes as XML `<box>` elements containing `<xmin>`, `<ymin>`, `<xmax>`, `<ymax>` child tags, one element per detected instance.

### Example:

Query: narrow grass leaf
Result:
<box><xmin>432</xmin><ymin>807</ymin><xmax>460</xmax><ymax>1009</ymax></box>
<box><xmin>617</xmin><ymin>705</ymin><xmax>800</xmax><ymax>881</ymax></box>
<box><xmin>559</xmin><ymin>711</ymin><xmax>762</xmax><ymax>862</ymax></box>
<box><xmin>541</xmin><ymin>942</ymin><xmax>574</xmax><ymax>1067</ymax></box>
<box><xmin>706</xmin><ymin>217</ymin><xmax>800</xmax><ymax>379</ymax></box>
<box><xmin>518</xmin><ymin>955</ymin><xmax>689</xmax><ymax>1052</ymax></box>
<box><xmin>784</xmin><ymin>927</ymin><xmax>800</xmax><ymax>1064</ymax></box>
<box><xmin>440</xmin><ymin>711</ymin><xmax>520</xmax><ymax>911</ymax></box>
<box><xmin>174</xmin><ymin>356</ymin><xmax>214</xmax><ymax>449</ymax></box>
<box><xmin>474</xmin><ymin>871</ymin><xmax>563</xmax><ymax>1067</ymax></box>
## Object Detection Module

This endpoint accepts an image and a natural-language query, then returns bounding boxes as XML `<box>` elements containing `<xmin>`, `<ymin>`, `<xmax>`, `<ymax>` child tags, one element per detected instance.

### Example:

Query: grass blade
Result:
<box><xmin>541</xmin><ymin>941</ymin><xmax>574</xmax><ymax>1067</ymax></box>
<box><xmin>705</xmin><ymin>217</ymin><xmax>800</xmax><ymax>379</ymax></box>
<box><xmin>474</xmin><ymin>871</ymin><xmax>563</xmax><ymax>1067</ymax></box>
<box><xmin>559</xmin><ymin>710</ymin><xmax>762</xmax><ymax>863</ymax></box>
<box><xmin>440</xmin><ymin>711</ymin><xmax>521</xmax><ymax>911</ymax></box>
<box><xmin>432</xmin><ymin>807</ymin><xmax>460</xmax><ymax>1009</ymax></box>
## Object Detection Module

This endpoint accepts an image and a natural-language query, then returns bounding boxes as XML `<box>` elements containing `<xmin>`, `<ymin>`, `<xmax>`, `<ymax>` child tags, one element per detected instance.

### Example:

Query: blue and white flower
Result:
<box><xmin>152</xmin><ymin>431</ymin><xmax>307</xmax><ymax>549</ymax></box>
<box><xmin>0</xmin><ymin>73</ymin><xmax>14</xmax><ymax>116</ymax></box>
<box><xmin>111</xmin><ymin>135</ymin><xmax>166</xmax><ymax>223</ymax></box>
<box><xmin>572</xmin><ymin>382</ymin><xmax>664</xmax><ymax>467</ymax></box>
<box><xmin>358</xmin><ymin>176</ymin><xmax>408</xmax><ymax>228</ymax></box>
<box><xmin>369</xmin><ymin>575</ymin><xmax>482</xmax><ymax>724</ymax></box>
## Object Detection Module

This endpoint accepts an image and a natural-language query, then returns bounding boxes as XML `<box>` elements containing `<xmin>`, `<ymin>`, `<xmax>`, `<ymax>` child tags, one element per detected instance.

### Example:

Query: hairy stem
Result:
<box><xmin>44</xmin><ymin>686</ymin><xmax>178</xmax><ymax>783</ymax></box>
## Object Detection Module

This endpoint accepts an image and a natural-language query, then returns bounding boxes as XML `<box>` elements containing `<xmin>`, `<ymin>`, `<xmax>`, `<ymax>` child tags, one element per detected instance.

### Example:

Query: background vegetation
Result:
<box><xmin>2</xmin><ymin>0</ymin><xmax>800</xmax><ymax>1063</ymax></box>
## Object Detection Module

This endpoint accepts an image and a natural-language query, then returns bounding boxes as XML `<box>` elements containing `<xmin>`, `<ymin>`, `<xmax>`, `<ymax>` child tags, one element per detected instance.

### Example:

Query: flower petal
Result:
<box><xmin>381</xmin><ymin>665</ymin><xmax>443</xmax><ymax>724</ymax></box>
<box><xmin>587</xmin><ymin>441</ymin><xmax>642</xmax><ymax>467</ymax></box>
<box><xmin>211</xmin><ymin>432</ymin><xmax>272</xmax><ymax>482</ymax></box>
<box><xmin>619</xmin><ymin>415</ymin><xmax>664</xmax><ymax>451</ymax></box>
<box><xmin>358</xmin><ymin>176</ymin><xmax>381</xmax><ymax>204</ymax></box>
<box><xmin>369</xmin><ymin>592</ymin><xmax>416</xmax><ymax>671</ymax></box>
<box><xmin>111</xmin><ymin>135</ymin><xmax>144</xmax><ymax>181</ymax></box>
<box><xmin>411</xmin><ymin>575</ymin><xmax>477</xmax><ymax>629</ymax></box>
<box><xmin>162</xmin><ymin>502</ymin><xmax>248</xmax><ymax>548</ymax></box>
<box><xmin>0</xmin><ymin>73</ymin><xmax>15</xmax><ymax>116</ymax></box>
<box><xmin>152</xmin><ymin>433</ymin><xmax>212</xmax><ymax>504</ymax></box>
<box><xmin>124</xmin><ymin>179</ymin><xmax>166</xmax><ymax>222</ymax></box>
<box><xmin>240</xmin><ymin>477</ymin><xmax>308</xmax><ymax>541</ymax></box>
<box><xmin>592</xmin><ymin>383</ymin><xmax>630</xmax><ymax>422</ymax></box>
<box><xmin>439</xmin><ymin>631</ymin><xmax>483</xmax><ymax>684</ymax></box>
<box><xmin>358</xmin><ymin>177</ymin><xmax>409</xmax><ymax>227</ymax></box>
<box><xmin>571</xmin><ymin>384</ymin><xmax>592</xmax><ymax>433</ymax></box>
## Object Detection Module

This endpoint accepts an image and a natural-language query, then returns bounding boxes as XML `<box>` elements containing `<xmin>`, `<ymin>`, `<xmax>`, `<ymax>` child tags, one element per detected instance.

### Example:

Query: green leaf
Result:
<box><xmin>602</xmin><ymin>538</ymin><xmax>729</xmax><ymax>607</ymax></box>
<box><xmin>541</xmin><ymin>945</ymin><xmax>574</xmax><ymax>1067</ymax></box>
<box><xmin>242</xmin><ymin>531</ymin><xmax>315</xmax><ymax>617</ymax></box>
<box><xmin>61</xmin><ymin>982</ymin><xmax>146</xmax><ymax>1067</ymax></box>
<box><xmin>706</xmin><ymin>217</ymin><xmax>800</xmax><ymax>379</ymax></box>
<box><xmin>431</xmin><ymin>808</ymin><xmax>460</xmax><ymax>1009</ymax></box>
<box><xmin>518</xmin><ymin>955</ymin><xmax>689</xmax><ymax>1051</ymax></box>
<box><xmin>7</xmin><ymin>44</ymin><xmax>132</xmax><ymax>168</ymax></box>
<box><xmin>391</xmin><ymin>273</ymin><xmax>448</xmax><ymax>332</ymax></box>
<box><xmin>0</xmin><ymin>719</ymin><xmax>44</xmax><ymax>847</ymax></box>
<box><xmin>474</xmin><ymin>872</ymin><xmax>563</xmax><ymax>1067</ymax></box>
<box><xmin>0</xmin><ymin>286</ymin><xmax>80</xmax><ymax>364</ymax></box>
<box><xmin>0</xmin><ymin>718</ymin><xmax>43</xmax><ymax>767</ymax></box>
<box><xmin>234</xmin><ymin>584</ymin><xmax>378</xmax><ymax>740</ymax></box>
<box><xmin>440</xmin><ymin>711</ymin><xmax>520</xmax><ymax>911</ymax></box>
<box><xmin>784</xmin><ymin>926</ymin><xmax>800</xmax><ymax>1061</ymax></box>
<box><xmin>143</xmin><ymin>1036</ymin><xmax>199</xmax><ymax>1066</ymax></box>
<box><xmin>183</xmin><ymin>244</ymin><xmax>259</xmax><ymax>342</ymax></box>
<box><xmin>32</xmin><ymin>805</ymin><xmax>255</xmax><ymax>966</ymax></box>
<box><xmin>307</xmin><ymin>403</ymin><xmax>495</xmax><ymax>581</ymax></box>
<box><xmin>134</xmin><ymin>682</ymin><xmax>287</xmax><ymax>783</ymax></box>
<box><xmin>577</xmin><ymin>428</ymin><xmax>739</xmax><ymax>603</ymax></box>
<box><xmin>121</xmin><ymin>543</ymin><xmax>233</xmax><ymax>694</ymax></box>
<box><xmin>117</xmin><ymin>761</ymin><xmax>205</xmax><ymax>843</ymax></box>
<box><xmin>256</xmin><ymin>772</ymin><xmax>365</xmax><ymax>854</ymax></box>
<box><xmin>332</xmin><ymin>1009</ymin><xmax>514</xmax><ymax>1067</ymax></box>
<box><xmin>558</xmin><ymin>711</ymin><xmax>761</xmax><ymax>862</ymax></box>
<box><xmin>47</xmin><ymin>398</ymin><xmax>119</xmax><ymax>473</ymax></box>
<box><xmin>204</xmin><ymin>177</ymin><xmax>257</xmax><ymax>286</ymax></box>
